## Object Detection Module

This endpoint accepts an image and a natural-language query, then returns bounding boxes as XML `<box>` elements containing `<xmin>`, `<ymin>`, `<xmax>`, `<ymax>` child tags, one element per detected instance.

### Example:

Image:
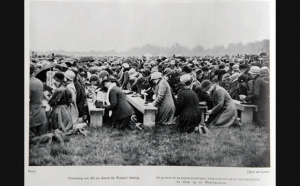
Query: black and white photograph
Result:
<box><xmin>25</xmin><ymin>0</ymin><xmax>275</xmax><ymax>185</ymax></box>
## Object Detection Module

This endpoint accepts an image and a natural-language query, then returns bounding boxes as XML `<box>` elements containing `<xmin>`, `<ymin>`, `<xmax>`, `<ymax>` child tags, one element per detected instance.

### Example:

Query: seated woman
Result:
<box><xmin>148</xmin><ymin>72</ymin><xmax>175</xmax><ymax>125</ymax></box>
<box><xmin>175</xmin><ymin>74</ymin><xmax>201</xmax><ymax>133</ymax></box>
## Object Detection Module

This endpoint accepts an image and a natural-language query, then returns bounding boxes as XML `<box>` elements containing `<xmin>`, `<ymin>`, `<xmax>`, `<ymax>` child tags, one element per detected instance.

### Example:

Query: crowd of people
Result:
<box><xmin>29</xmin><ymin>54</ymin><xmax>270</xmax><ymax>145</ymax></box>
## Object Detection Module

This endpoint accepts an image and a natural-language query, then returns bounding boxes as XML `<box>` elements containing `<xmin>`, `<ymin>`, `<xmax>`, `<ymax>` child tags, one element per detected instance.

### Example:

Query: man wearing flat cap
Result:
<box><xmin>200</xmin><ymin>80</ymin><xmax>240</xmax><ymax>127</ymax></box>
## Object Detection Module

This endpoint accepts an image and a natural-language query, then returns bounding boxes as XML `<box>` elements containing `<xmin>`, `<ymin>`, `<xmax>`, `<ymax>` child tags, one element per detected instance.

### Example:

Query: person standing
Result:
<box><xmin>149</xmin><ymin>72</ymin><xmax>175</xmax><ymax>125</ymax></box>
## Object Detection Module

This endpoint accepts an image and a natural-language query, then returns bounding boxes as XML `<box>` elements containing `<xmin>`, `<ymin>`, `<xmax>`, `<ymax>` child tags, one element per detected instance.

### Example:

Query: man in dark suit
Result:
<box><xmin>102</xmin><ymin>78</ymin><xmax>135</xmax><ymax>130</ymax></box>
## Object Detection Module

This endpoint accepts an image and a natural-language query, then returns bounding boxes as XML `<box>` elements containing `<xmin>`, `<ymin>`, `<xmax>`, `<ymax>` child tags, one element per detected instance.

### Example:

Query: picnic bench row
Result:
<box><xmin>87</xmin><ymin>90</ymin><xmax>257</xmax><ymax>127</ymax></box>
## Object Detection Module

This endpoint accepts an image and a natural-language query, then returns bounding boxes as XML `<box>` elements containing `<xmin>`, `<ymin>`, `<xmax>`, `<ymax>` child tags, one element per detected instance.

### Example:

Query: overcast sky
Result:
<box><xmin>30</xmin><ymin>1</ymin><xmax>270</xmax><ymax>52</ymax></box>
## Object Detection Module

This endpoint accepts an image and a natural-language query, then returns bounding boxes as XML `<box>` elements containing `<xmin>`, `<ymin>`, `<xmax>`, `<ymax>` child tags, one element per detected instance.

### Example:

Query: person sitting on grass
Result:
<box><xmin>200</xmin><ymin>80</ymin><xmax>241</xmax><ymax>128</ymax></box>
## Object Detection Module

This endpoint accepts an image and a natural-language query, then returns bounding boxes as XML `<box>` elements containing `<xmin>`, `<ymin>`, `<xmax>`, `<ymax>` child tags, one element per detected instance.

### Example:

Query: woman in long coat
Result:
<box><xmin>48</xmin><ymin>72</ymin><xmax>73</xmax><ymax>132</ymax></box>
<box><xmin>150</xmin><ymin>72</ymin><xmax>175</xmax><ymax>125</ymax></box>
<box><xmin>201</xmin><ymin>80</ymin><xmax>239</xmax><ymax>127</ymax></box>
<box><xmin>175</xmin><ymin>74</ymin><xmax>201</xmax><ymax>133</ymax></box>
<box><xmin>64</xmin><ymin>70</ymin><xmax>79</xmax><ymax>124</ymax></box>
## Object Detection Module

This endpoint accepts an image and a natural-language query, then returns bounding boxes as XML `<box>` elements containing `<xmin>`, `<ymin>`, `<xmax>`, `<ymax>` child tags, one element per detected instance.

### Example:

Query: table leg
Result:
<box><xmin>143</xmin><ymin>110</ymin><xmax>156</xmax><ymax>127</ymax></box>
<box><xmin>89</xmin><ymin>110</ymin><xmax>103</xmax><ymax>127</ymax></box>
<box><xmin>240</xmin><ymin>107</ymin><xmax>254</xmax><ymax>124</ymax></box>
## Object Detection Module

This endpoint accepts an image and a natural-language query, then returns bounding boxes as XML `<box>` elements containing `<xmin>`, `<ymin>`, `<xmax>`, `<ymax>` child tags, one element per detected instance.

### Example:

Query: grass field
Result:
<box><xmin>29</xmin><ymin>123</ymin><xmax>270</xmax><ymax>167</ymax></box>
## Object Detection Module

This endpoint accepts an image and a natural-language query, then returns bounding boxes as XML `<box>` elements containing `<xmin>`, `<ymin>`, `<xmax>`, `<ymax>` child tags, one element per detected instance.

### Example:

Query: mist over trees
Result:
<box><xmin>32</xmin><ymin>39</ymin><xmax>269</xmax><ymax>56</ymax></box>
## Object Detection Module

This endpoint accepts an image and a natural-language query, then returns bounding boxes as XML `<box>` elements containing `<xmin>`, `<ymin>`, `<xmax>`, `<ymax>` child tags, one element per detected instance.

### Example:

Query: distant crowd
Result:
<box><xmin>29</xmin><ymin>54</ymin><xmax>270</xmax><ymax>145</ymax></box>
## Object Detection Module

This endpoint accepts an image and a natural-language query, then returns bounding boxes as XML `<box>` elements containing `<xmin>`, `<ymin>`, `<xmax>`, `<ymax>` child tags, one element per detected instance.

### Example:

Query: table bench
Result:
<box><xmin>126</xmin><ymin>94</ymin><xmax>157</xmax><ymax>127</ymax></box>
<box><xmin>232</xmin><ymin>100</ymin><xmax>257</xmax><ymax>124</ymax></box>
<box><xmin>87</xmin><ymin>99</ymin><xmax>105</xmax><ymax>127</ymax></box>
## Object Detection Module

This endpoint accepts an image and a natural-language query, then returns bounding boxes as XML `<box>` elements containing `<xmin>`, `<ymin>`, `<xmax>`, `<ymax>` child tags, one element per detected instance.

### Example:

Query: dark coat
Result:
<box><xmin>245</xmin><ymin>75</ymin><xmax>269</xmax><ymax>112</ymax></box>
<box><xmin>103</xmin><ymin>86</ymin><xmax>135</xmax><ymax>121</ymax></box>
<box><xmin>30</xmin><ymin>76</ymin><xmax>47</xmax><ymax>127</ymax></box>
<box><xmin>74</xmin><ymin>80</ymin><xmax>86</xmax><ymax>117</ymax></box>
<box><xmin>175</xmin><ymin>89</ymin><xmax>201</xmax><ymax>133</ymax></box>
<box><xmin>48</xmin><ymin>86</ymin><xmax>73</xmax><ymax>131</ymax></box>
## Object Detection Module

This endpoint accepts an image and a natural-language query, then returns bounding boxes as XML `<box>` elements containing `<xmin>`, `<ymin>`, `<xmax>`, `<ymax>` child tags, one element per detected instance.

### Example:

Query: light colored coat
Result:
<box><xmin>153</xmin><ymin>78</ymin><xmax>175</xmax><ymax>125</ymax></box>
<box><xmin>209</xmin><ymin>85</ymin><xmax>237</xmax><ymax>127</ymax></box>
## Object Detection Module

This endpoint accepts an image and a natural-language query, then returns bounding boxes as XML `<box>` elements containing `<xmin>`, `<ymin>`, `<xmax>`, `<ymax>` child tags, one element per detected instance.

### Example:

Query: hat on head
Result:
<box><xmin>136</xmin><ymin>77</ymin><xmax>146</xmax><ymax>85</ymax></box>
<box><xmin>222</xmin><ymin>73</ymin><xmax>231</xmax><ymax>82</ymax></box>
<box><xmin>239</xmin><ymin>64</ymin><xmax>248</xmax><ymax>70</ymax></box>
<box><xmin>163</xmin><ymin>68</ymin><xmax>174</xmax><ymax>76</ymax></box>
<box><xmin>64</xmin><ymin>70</ymin><xmax>76</xmax><ymax>81</ymax></box>
<box><xmin>182</xmin><ymin>65</ymin><xmax>192</xmax><ymax>73</ymax></box>
<box><xmin>53</xmin><ymin>72</ymin><xmax>65</xmax><ymax>82</ymax></box>
<box><xmin>219</xmin><ymin>64</ymin><xmax>225</xmax><ymax>70</ymax></box>
<box><xmin>249</xmin><ymin>66</ymin><xmax>261</xmax><ymax>76</ymax></box>
<box><xmin>202</xmin><ymin>65</ymin><xmax>209</xmax><ymax>71</ymax></box>
<box><xmin>151</xmin><ymin>66</ymin><xmax>158</xmax><ymax>73</ymax></box>
<box><xmin>170</xmin><ymin>60</ymin><xmax>175</xmax><ymax>65</ymax></box>
<box><xmin>130</xmin><ymin>62</ymin><xmax>139</xmax><ymax>68</ymax></box>
<box><xmin>141</xmin><ymin>69</ymin><xmax>151</xmax><ymax>77</ymax></box>
<box><xmin>122</xmin><ymin>63</ymin><xmax>130</xmax><ymax>69</ymax></box>
<box><xmin>89</xmin><ymin>74</ymin><xmax>99</xmax><ymax>82</ymax></box>
<box><xmin>196</xmin><ymin>69</ymin><xmax>202</xmax><ymax>75</ymax></box>
<box><xmin>70</xmin><ymin>67</ymin><xmax>78</xmax><ymax>74</ymax></box>
<box><xmin>231</xmin><ymin>73</ymin><xmax>240</xmax><ymax>83</ymax></box>
<box><xmin>150</xmin><ymin>72</ymin><xmax>162</xmax><ymax>80</ymax></box>
<box><xmin>82</xmin><ymin>65</ymin><xmax>89</xmax><ymax>72</ymax></box>
<box><xmin>150</xmin><ymin>60</ymin><xmax>156</xmax><ymax>67</ymax></box>
<box><xmin>261</xmin><ymin>66</ymin><xmax>269</xmax><ymax>72</ymax></box>
<box><xmin>99</xmin><ymin>70</ymin><xmax>109</xmax><ymax>78</ymax></box>
<box><xmin>238</xmin><ymin>74</ymin><xmax>248</xmax><ymax>83</ymax></box>
<box><xmin>60</xmin><ymin>63</ymin><xmax>68</xmax><ymax>69</ymax></box>
<box><xmin>201</xmin><ymin>80</ymin><xmax>213</xmax><ymax>91</ymax></box>
<box><xmin>232</xmin><ymin>64</ymin><xmax>239</xmax><ymax>71</ymax></box>
<box><xmin>212</xmin><ymin>76</ymin><xmax>219</xmax><ymax>83</ymax></box>
<box><xmin>180</xmin><ymin>74</ymin><xmax>192</xmax><ymax>86</ymax></box>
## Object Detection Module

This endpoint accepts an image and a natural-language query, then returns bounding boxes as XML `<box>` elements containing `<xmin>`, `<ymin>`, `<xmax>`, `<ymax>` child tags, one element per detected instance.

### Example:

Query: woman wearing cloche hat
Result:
<box><xmin>148</xmin><ymin>72</ymin><xmax>175</xmax><ymax>125</ymax></box>
<box><xmin>175</xmin><ymin>74</ymin><xmax>201</xmax><ymax>133</ymax></box>
<box><xmin>64</xmin><ymin>70</ymin><xmax>79</xmax><ymax>124</ymax></box>
<box><xmin>48</xmin><ymin>72</ymin><xmax>74</xmax><ymax>134</ymax></box>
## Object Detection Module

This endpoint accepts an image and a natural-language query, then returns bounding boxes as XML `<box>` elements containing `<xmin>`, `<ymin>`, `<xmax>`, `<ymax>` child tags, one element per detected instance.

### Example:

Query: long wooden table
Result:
<box><xmin>126</xmin><ymin>94</ymin><xmax>157</xmax><ymax>127</ymax></box>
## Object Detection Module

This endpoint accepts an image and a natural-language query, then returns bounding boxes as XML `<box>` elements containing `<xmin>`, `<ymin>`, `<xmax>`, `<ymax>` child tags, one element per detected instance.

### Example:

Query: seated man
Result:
<box><xmin>201</xmin><ymin>80</ymin><xmax>241</xmax><ymax>127</ymax></box>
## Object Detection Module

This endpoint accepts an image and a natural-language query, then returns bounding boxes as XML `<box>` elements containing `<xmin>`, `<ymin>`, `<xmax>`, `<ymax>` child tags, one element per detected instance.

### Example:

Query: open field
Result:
<box><xmin>29</xmin><ymin>124</ymin><xmax>270</xmax><ymax>167</ymax></box>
